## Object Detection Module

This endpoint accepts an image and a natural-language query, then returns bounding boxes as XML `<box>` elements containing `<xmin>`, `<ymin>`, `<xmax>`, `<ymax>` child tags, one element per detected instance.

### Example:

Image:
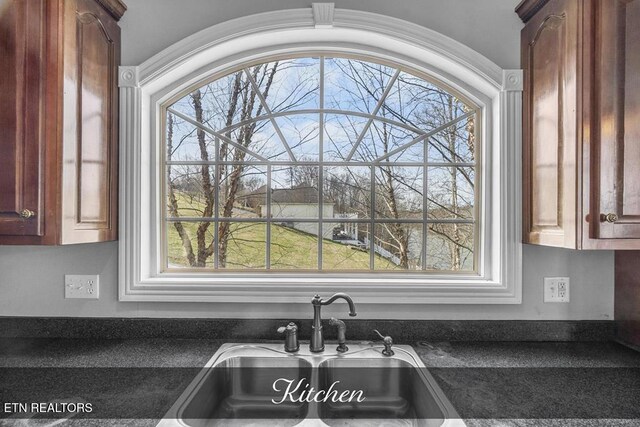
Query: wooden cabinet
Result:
<box><xmin>0</xmin><ymin>0</ymin><xmax>47</xmax><ymax>240</ymax></box>
<box><xmin>518</xmin><ymin>0</ymin><xmax>640</xmax><ymax>249</ymax></box>
<box><xmin>594</xmin><ymin>0</ymin><xmax>640</xmax><ymax>241</ymax></box>
<box><xmin>520</xmin><ymin>0</ymin><xmax>579</xmax><ymax>248</ymax></box>
<box><xmin>0</xmin><ymin>0</ymin><xmax>125</xmax><ymax>245</ymax></box>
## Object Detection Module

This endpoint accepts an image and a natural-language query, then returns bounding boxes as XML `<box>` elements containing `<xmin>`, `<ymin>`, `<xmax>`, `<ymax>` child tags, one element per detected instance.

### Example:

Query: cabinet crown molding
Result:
<box><xmin>95</xmin><ymin>0</ymin><xmax>127</xmax><ymax>21</ymax></box>
<box><xmin>515</xmin><ymin>0</ymin><xmax>551</xmax><ymax>23</ymax></box>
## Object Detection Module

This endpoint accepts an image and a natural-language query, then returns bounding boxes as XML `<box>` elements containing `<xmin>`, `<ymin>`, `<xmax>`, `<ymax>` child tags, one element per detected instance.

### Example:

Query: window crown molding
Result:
<box><xmin>118</xmin><ymin>5</ymin><xmax>522</xmax><ymax>306</ymax></box>
<box><xmin>312</xmin><ymin>3</ymin><xmax>335</xmax><ymax>28</ymax></box>
<box><xmin>123</xmin><ymin>6</ymin><xmax>506</xmax><ymax>92</ymax></box>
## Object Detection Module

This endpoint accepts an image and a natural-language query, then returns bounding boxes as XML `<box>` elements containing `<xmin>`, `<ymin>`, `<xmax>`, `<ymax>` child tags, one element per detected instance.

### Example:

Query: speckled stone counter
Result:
<box><xmin>0</xmin><ymin>338</ymin><xmax>223</xmax><ymax>427</ymax></box>
<box><xmin>0</xmin><ymin>338</ymin><xmax>222</xmax><ymax>368</ymax></box>
<box><xmin>1</xmin><ymin>338</ymin><xmax>639</xmax><ymax>426</ymax></box>
<box><xmin>416</xmin><ymin>342</ymin><xmax>640</xmax><ymax>426</ymax></box>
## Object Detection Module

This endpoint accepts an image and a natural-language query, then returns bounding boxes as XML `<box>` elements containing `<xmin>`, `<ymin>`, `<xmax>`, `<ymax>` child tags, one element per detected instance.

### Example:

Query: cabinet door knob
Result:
<box><xmin>20</xmin><ymin>209</ymin><xmax>36</xmax><ymax>219</ymax></box>
<box><xmin>600</xmin><ymin>213</ymin><xmax>618</xmax><ymax>223</ymax></box>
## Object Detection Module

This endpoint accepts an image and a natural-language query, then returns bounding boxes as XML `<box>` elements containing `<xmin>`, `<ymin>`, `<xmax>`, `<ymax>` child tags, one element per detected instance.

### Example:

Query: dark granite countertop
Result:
<box><xmin>1</xmin><ymin>338</ymin><xmax>639</xmax><ymax>426</ymax></box>
<box><xmin>417</xmin><ymin>341</ymin><xmax>640</xmax><ymax>427</ymax></box>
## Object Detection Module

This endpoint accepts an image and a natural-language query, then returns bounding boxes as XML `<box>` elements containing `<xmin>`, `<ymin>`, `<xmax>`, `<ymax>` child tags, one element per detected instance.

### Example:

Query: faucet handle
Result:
<box><xmin>277</xmin><ymin>322</ymin><xmax>299</xmax><ymax>353</ymax></box>
<box><xmin>373</xmin><ymin>329</ymin><xmax>394</xmax><ymax>356</ymax></box>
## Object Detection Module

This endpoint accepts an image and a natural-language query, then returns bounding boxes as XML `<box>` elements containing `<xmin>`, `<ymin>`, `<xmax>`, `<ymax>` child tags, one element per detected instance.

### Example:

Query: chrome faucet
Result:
<box><xmin>310</xmin><ymin>293</ymin><xmax>357</xmax><ymax>352</ymax></box>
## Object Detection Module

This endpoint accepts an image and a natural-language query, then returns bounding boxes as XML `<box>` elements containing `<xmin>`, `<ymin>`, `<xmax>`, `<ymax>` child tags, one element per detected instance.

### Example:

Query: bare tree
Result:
<box><xmin>167</xmin><ymin>63</ymin><xmax>280</xmax><ymax>268</ymax></box>
<box><xmin>167</xmin><ymin>113</ymin><xmax>196</xmax><ymax>266</ymax></box>
<box><xmin>167</xmin><ymin>57</ymin><xmax>475</xmax><ymax>271</ymax></box>
<box><xmin>216</xmin><ymin>64</ymin><xmax>279</xmax><ymax>267</ymax></box>
<box><xmin>332</xmin><ymin>60</ymin><xmax>475</xmax><ymax>270</ymax></box>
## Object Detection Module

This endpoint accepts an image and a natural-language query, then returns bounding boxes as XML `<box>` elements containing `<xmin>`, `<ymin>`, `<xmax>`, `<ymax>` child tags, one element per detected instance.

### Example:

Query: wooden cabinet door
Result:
<box><xmin>522</xmin><ymin>0</ymin><xmax>580</xmax><ymax>247</ymax></box>
<box><xmin>60</xmin><ymin>0</ymin><xmax>119</xmax><ymax>243</ymax></box>
<box><xmin>0</xmin><ymin>0</ymin><xmax>46</xmax><ymax>237</ymax></box>
<box><xmin>595</xmin><ymin>0</ymin><xmax>640</xmax><ymax>239</ymax></box>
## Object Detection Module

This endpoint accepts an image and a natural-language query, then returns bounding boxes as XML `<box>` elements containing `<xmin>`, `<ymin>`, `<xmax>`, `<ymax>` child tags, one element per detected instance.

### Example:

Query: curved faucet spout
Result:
<box><xmin>312</xmin><ymin>293</ymin><xmax>357</xmax><ymax>316</ymax></box>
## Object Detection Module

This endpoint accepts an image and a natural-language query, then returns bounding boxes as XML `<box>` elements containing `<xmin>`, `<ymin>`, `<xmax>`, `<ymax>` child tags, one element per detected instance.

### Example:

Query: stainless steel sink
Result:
<box><xmin>317</xmin><ymin>357</ymin><xmax>453</xmax><ymax>425</ymax></box>
<box><xmin>158</xmin><ymin>343</ymin><xmax>464</xmax><ymax>427</ymax></box>
<box><xmin>179</xmin><ymin>355</ymin><xmax>312</xmax><ymax>426</ymax></box>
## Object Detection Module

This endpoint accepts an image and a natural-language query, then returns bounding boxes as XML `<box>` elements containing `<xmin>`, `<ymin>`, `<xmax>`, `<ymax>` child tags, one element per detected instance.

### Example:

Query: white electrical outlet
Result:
<box><xmin>65</xmin><ymin>275</ymin><xmax>99</xmax><ymax>299</ymax></box>
<box><xmin>544</xmin><ymin>277</ymin><xmax>570</xmax><ymax>303</ymax></box>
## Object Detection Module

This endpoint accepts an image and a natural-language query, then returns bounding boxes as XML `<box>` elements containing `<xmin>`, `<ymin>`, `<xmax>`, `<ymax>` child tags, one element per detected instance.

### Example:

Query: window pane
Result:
<box><xmin>251</xmin><ymin>57</ymin><xmax>320</xmax><ymax>112</ymax></box>
<box><xmin>166</xmin><ymin>221</ymin><xmax>214</xmax><ymax>269</ymax></box>
<box><xmin>324</xmin><ymin>166</ymin><xmax>372</xmax><ymax>219</ymax></box>
<box><xmin>323</xmin><ymin>113</ymin><xmax>369</xmax><ymax>161</ymax></box>
<box><xmin>372</xmin><ymin>223</ymin><xmax>423</xmax><ymax>270</ymax></box>
<box><xmin>427</xmin><ymin>115</ymin><xmax>476</xmax><ymax>163</ymax></box>
<box><xmin>382</xmin><ymin>71</ymin><xmax>472</xmax><ymax>133</ymax></box>
<box><xmin>231</xmin><ymin>120</ymin><xmax>288</xmax><ymax>161</ymax></box>
<box><xmin>218</xmin><ymin>165</ymin><xmax>267</xmax><ymax>218</ymax></box>
<box><xmin>324</xmin><ymin>58</ymin><xmax>395</xmax><ymax>113</ymax></box>
<box><xmin>427</xmin><ymin>167</ymin><xmax>475</xmax><ymax>220</ymax></box>
<box><xmin>275</xmin><ymin>114</ymin><xmax>320</xmax><ymax>161</ymax></box>
<box><xmin>218</xmin><ymin>222</ymin><xmax>266</xmax><ymax>269</ymax></box>
<box><xmin>374</xmin><ymin>166</ymin><xmax>424</xmax><ymax>219</ymax></box>
<box><xmin>375</xmin><ymin>137</ymin><xmax>425</xmax><ymax>164</ymax></box>
<box><xmin>427</xmin><ymin>223</ymin><xmax>474</xmax><ymax>271</ymax></box>
<box><xmin>171</xmin><ymin>72</ymin><xmax>265</xmax><ymax>129</ymax></box>
<box><xmin>165</xmin><ymin>112</ymin><xmax>216</xmax><ymax>162</ymax></box>
<box><xmin>167</xmin><ymin>165</ymin><xmax>215</xmax><ymax>218</ymax></box>
<box><xmin>354</xmin><ymin>121</ymin><xmax>420</xmax><ymax>163</ymax></box>
<box><xmin>271</xmin><ymin>165</ymin><xmax>319</xmax><ymax>219</ymax></box>
<box><xmin>322</xmin><ymin>222</ymin><xmax>372</xmax><ymax>270</ymax></box>
<box><xmin>270</xmin><ymin>222</ymin><xmax>319</xmax><ymax>270</ymax></box>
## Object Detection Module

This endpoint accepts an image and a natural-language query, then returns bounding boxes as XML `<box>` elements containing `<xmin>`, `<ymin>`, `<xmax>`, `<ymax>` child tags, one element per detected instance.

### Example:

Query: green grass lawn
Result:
<box><xmin>167</xmin><ymin>221</ymin><xmax>395</xmax><ymax>270</ymax></box>
<box><xmin>166</xmin><ymin>192</ymin><xmax>395</xmax><ymax>270</ymax></box>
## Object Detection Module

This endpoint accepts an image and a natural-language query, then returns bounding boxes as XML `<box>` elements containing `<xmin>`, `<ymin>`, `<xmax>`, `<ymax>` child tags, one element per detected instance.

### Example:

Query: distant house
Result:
<box><xmin>244</xmin><ymin>185</ymin><xmax>335</xmax><ymax>238</ymax></box>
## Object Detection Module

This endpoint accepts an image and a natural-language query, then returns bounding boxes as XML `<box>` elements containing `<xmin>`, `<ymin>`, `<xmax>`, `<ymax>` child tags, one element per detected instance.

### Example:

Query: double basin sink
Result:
<box><xmin>159</xmin><ymin>343</ymin><xmax>464</xmax><ymax>426</ymax></box>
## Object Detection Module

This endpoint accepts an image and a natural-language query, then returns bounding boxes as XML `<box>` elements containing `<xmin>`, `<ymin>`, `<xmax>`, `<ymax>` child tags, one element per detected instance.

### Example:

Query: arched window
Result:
<box><xmin>118</xmin><ymin>6</ymin><xmax>522</xmax><ymax>304</ymax></box>
<box><xmin>163</xmin><ymin>56</ymin><xmax>478</xmax><ymax>272</ymax></box>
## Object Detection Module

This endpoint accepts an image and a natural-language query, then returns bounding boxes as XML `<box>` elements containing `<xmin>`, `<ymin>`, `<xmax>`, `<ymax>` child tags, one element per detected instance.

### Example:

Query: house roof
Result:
<box><xmin>245</xmin><ymin>185</ymin><xmax>319</xmax><ymax>204</ymax></box>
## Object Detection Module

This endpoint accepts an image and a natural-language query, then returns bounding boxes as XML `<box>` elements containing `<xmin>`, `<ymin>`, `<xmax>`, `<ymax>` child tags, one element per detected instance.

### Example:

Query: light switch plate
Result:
<box><xmin>544</xmin><ymin>277</ymin><xmax>570</xmax><ymax>303</ymax></box>
<box><xmin>65</xmin><ymin>275</ymin><xmax>99</xmax><ymax>299</ymax></box>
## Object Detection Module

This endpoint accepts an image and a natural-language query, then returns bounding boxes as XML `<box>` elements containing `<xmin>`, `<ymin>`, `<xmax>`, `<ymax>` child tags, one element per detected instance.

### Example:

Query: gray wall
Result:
<box><xmin>0</xmin><ymin>0</ymin><xmax>615</xmax><ymax>320</ymax></box>
<box><xmin>119</xmin><ymin>0</ymin><xmax>522</xmax><ymax>69</ymax></box>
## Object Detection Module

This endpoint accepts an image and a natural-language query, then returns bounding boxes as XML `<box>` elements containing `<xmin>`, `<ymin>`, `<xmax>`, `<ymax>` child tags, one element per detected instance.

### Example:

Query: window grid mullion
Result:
<box><xmin>374</xmin><ymin>110</ymin><xmax>474</xmax><ymax>163</ymax></box>
<box><xmin>422</xmin><ymin>138</ymin><xmax>428</xmax><ymax>271</ymax></box>
<box><xmin>243</xmin><ymin>68</ymin><xmax>297</xmax><ymax>162</ymax></box>
<box><xmin>217</xmin><ymin>108</ymin><xmax>429</xmax><ymax>137</ymax></box>
<box><xmin>318</xmin><ymin>56</ymin><xmax>325</xmax><ymax>271</ymax></box>
<box><xmin>266</xmin><ymin>164</ymin><xmax>272</xmax><ymax>269</ymax></box>
<box><xmin>214</xmin><ymin>137</ymin><xmax>220</xmax><ymax>269</ymax></box>
<box><xmin>346</xmin><ymin>69</ymin><xmax>401</xmax><ymax>161</ymax></box>
<box><xmin>167</xmin><ymin>217</ymin><xmax>475</xmax><ymax>224</ymax></box>
<box><xmin>166</xmin><ymin>107</ymin><xmax>268</xmax><ymax>162</ymax></box>
<box><xmin>166</xmin><ymin>160</ymin><xmax>475</xmax><ymax>168</ymax></box>
<box><xmin>369</xmin><ymin>165</ymin><xmax>375</xmax><ymax>270</ymax></box>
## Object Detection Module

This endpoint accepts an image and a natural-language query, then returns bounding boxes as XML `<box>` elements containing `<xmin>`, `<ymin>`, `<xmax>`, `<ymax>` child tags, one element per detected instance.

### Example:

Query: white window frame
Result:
<box><xmin>118</xmin><ymin>4</ymin><xmax>522</xmax><ymax>304</ymax></box>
